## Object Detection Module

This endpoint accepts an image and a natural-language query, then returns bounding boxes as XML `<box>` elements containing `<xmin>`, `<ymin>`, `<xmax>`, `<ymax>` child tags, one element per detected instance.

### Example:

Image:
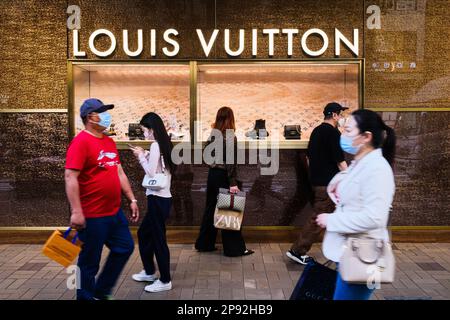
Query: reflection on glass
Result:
<box><xmin>196</xmin><ymin>63</ymin><xmax>361</xmax><ymax>142</ymax></box>
<box><xmin>73</xmin><ymin>64</ymin><xmax>191</xmax><ymax>142</ymax></box>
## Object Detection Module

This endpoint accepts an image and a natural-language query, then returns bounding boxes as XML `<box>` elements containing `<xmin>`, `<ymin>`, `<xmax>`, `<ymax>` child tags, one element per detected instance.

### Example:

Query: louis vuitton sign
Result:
<box><xmin>66</xmin><ymin>5</ymin><xmax>378</xmax><ymax>59</ymax></box>
<box><xmin>70</xmin><ymin>28</ymin><xmax>359</xmax><ymax>58</ymax></box>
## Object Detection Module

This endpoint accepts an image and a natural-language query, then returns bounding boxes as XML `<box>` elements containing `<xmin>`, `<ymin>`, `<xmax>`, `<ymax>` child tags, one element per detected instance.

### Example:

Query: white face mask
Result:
<box><xmin>338</xmin><ymin>117</ymin><xmax>346</xmax><ymax>128</ymax></box>
<box><xmin>143</xmin><ymin>128</ymin><xmax>153</xmax><ymax>140</ymax></box>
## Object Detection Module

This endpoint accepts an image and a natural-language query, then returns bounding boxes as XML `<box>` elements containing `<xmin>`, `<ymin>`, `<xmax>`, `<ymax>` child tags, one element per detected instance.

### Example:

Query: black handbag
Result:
<box><xmin>290</xmin><ymin>259</ymin><xmax>337</xmax><ymax>300</ymax></box>
<box><xmin>128</xmin><ymin>123</ymin><xmax>145</xmax><ymax>140</ymax></box>
<box><xmin>284</xmin><ymin>125</ymin><xmax>301</xmax><ymax>139</ymax></box>
<box><xmin>245</xmin><ymin>119</ymin><xmax>269</xmax><ymax>139</ymax></box>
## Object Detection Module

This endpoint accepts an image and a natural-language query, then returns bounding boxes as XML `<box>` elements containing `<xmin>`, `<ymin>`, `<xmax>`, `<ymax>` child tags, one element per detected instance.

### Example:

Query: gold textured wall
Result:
<box><xmin>0</xmin><ymin>0</ymin><xmax>449</xmax><ymax>227</ymax></box>
<box><xmin>364</xmin><ymin>0</ymin><xmax>450</xmax><ymax>108</ymax></box>
<box><xmin>1</xmin><ymin>0</ymin><xmax>448</xmax><ymax>111</ymax></box>
<box><xmin>0</xmin><ymin>0</ymin><xmax>67</xmax><ymax>109</ymax></box>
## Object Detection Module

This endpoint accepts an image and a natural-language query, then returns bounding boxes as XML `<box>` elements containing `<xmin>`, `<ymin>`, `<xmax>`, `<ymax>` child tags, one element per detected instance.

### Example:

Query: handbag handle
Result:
<box><xmin>63</xmin><ymin>227</ymin><xmax>79</xmax><ymax>244</ymax></box>
<box><xmin>63</xmin><ymin>227</ymin><xmax>72</xmax><ymax>238</ymax></box>
<box><xmin>323</xmin><ymin>260</ymin><xmax>334</xmax><ymax>267</ymax></box>
<box><xmin>351</xmin><ymin>239</ymin><xmax>384</xmax><ymax>264</ymax></box>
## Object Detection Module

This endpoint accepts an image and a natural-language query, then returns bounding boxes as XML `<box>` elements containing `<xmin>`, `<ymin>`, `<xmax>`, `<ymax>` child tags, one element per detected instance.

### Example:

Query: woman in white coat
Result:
<box><xmin>316</xmin><ymin>109</ymin><xmax>396</xmax><ymax>300</ymax></box>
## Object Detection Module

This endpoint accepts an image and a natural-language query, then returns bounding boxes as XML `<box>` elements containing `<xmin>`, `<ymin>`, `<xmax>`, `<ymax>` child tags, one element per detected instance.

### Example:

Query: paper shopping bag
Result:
<box><xmin>213</xmin><ymin>207</ymin><xmax>244</xmax><ymax>231</ymax></box>
<box><xmin>42</xmin><ymin>227</ymin><xmax>82</xmax><ymax>268</ymax></box>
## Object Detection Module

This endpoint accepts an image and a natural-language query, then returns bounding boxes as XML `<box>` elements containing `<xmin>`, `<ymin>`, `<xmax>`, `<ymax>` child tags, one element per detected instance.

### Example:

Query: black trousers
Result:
<box><xmin>138</xmin><ymin>195</ymin><xmax>172</xmax><ymax>283</ymax></box>
<box><xmin>195</xmin><ymin>168</ymin><xmax>247</xmax><ymax>256</ymax></box>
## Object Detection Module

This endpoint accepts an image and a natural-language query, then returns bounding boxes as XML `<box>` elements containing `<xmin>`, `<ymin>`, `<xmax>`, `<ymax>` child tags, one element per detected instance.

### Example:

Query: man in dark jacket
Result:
<box><xmin>286</xmin><ymin>102</ymin><xmax>348</xmax><ymax>264</ymax></box>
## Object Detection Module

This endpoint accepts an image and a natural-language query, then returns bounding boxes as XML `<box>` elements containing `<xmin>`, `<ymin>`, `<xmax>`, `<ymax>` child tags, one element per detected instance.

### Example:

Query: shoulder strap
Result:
<box><xmin>160</xmin><ymin>154</ymin><xmax>166</xmax><ymax>173</ymax></box>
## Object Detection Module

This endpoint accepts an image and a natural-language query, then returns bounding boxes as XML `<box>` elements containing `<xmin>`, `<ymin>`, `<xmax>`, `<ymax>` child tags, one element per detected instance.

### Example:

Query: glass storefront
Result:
<box><xmin>70</xmin><ymin>60</ymin><xmax>363</xmax><ymax>148</ymax></box>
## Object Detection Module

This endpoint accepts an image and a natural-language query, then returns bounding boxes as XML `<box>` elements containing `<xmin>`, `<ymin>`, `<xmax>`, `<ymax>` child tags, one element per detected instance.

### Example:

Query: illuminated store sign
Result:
<box><xmin>71</xmin><ymin>28</ymin><xmax>359</xmax><ymax>58</ymax></box>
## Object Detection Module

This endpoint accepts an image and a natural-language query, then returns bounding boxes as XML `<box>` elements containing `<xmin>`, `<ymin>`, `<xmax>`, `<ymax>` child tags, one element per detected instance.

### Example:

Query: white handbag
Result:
<box><xmin>141</xmin><ymin>155</ymin><xmax>169</xmax><ymax>191</ymax></box>
<box><xmin>339</xmin><ymin>236</ymin><xmax>395</xmax><ymax>285</ymax></box>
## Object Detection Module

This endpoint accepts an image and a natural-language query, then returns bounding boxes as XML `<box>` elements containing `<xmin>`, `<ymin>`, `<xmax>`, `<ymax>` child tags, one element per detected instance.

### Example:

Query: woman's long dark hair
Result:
<box><xmin>352</xmin><ymin>109</ymin><xmax>396</xmax><ymax>167</ymax></box>
<box><xmin>140</xmin><ymin>112</ymin><xmax>176</xmax><ymax>174</ymax></box>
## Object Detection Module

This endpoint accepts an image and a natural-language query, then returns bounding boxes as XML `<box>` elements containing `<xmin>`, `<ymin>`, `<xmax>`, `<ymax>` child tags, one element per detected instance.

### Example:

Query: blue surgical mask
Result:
<box><xmin>340</xmin><ymin>134</ymin><xmax>361</xmax><ymax>155</ymax></box>
<box><xmin>96</xmin><ymin>112</ymin><xmax>112</xmax><ymax>129</ymax></box>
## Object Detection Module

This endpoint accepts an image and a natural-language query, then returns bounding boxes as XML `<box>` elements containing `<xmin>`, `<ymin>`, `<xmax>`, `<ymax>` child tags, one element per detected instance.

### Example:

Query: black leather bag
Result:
<box><xmin>290</xmin><ymin>259</ymin><xmax>337</xmax><ymax>300</ymax></box>
<box><xmin>284</xmin><ymin>125</ymin><xmax>301</xmax><ymax>139</ymax></box>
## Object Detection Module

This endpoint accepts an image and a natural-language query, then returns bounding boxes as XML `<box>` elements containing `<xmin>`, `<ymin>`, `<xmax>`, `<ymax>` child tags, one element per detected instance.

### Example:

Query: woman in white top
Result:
<box><xmin>129</xmin><ymin>112</ymin><xmax>176</xmax><ymax>293</ymax></box>
<box><xmin>316</xmin><ymin>109</ymin><xmax>396</xmax><ymax>300</ymax></box>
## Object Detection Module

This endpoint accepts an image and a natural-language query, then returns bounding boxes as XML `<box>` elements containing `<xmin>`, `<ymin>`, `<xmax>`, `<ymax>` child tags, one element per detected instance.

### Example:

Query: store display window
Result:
<box><xmin>69</xmin><ymin>60</ymin><xmax>362</xmax><ymax>149</ymax></box>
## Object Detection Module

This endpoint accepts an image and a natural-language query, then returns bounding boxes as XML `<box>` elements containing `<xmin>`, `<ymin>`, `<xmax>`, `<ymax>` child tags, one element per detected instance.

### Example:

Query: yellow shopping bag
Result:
<box><xmin>42</xmin><ymin>227</ymin><xmax>82</xmax><ymax>268</ymax></box>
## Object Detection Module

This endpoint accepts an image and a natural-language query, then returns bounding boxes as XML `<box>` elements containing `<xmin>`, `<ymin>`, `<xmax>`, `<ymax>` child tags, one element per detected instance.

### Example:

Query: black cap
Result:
<box><xmin>80</xmin><ymin>98</ymin><xmax>114</xmax><ymax>117</ymax></box>
<box><xmin>323</xmin><ymin>102</ymin><xmax>348</xmax><ymax>116</ymax></box>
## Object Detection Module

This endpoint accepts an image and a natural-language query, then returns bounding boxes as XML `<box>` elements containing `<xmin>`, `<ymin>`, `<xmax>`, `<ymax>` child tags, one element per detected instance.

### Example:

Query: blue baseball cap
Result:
<box><xmin>80</xmin><ymin>98</ymin><xmax>114</xmax><ymax>117</ymax></box>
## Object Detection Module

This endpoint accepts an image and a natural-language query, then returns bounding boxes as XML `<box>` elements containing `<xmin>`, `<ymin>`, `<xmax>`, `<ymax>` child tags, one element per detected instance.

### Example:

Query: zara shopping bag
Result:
<box><xmin>213</xmin><ymin>207</ymin><xmax>243</xmax><ymax>231</ymax></box>
<box><xmin>290</xmin><ymin>259</ymin><xmax>337</xmax><ymax>300</ymax></box>
<box><xmin>42</xmin><ymin>227</ymin><xmax>82</xmax><ymax>268</ymax></box>
<box><xmin>214</xmin><ymin>188</ymin><xmax>246</xmax><ymax>230</ymax></box>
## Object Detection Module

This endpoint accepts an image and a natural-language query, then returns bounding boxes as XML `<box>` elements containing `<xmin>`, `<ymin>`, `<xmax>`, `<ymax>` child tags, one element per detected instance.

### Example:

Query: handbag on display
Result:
<box><xmin>245</xmin><ymin>119</ymin><xmax>269</xmax><ymax>139</ymax></box>
<box><xmin>339</xmin><ymin>236</ymin><xmax>396</xmax><ymax>284</ymax></box>
<box><xmin>284</xmin><ymin>125</ymin><xmax>302</xmax><ymax>139</ymax></box>
<box><xmin>216</xmin><ymin>188</ymin><xmax>246</xmax><ymax>212</ymax></box>
<box><xmin>290</xmin><ymin>259</ymin><xmax>337</xmax><ymax>300</ymax></box>
<box><xmin>142</xmin><ymin>155</ymin><xmax>169</xmax><ymax>191</ymax></box>
<box><xmin>42</xmin><ymin>227</ymin><xmax>83</xmax><ymax>268</ymax></box>
<box><xmin>213</xmin><ymin>207</ymin><xmax>243</xmax><ymax>231</ymax></box>
<box><xmin>128</xmin><ymin>123</ymin><xmax>145</xmax><ymax>140</ymax></box>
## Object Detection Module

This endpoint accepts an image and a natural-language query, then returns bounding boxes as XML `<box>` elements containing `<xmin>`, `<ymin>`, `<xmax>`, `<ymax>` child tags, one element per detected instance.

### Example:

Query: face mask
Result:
<box><xmin>96</xmin><ymin>112</ymin><xmax>112</xmax><ymax>129</ymax></box>
<box><xmin>143</xmin><ymin>128</ymin><xmax>153</xmax><ymax>140</ymax></box>
<box><xmin>338</xmin><ymin>118</ymin><xmax>346</xmax><ymax>128</ymax></box>
<box><xmin>340</xmin><ymin>134</ymin><xmax>361</xmax><ymax>155</ymax></box>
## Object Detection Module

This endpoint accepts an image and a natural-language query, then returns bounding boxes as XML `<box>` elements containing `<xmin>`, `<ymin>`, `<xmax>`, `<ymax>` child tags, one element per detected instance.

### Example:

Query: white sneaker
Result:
<box><xmin>144</xmin><ymin>279</ymin><xmax>172</xmax><ymax>293</ymax></box>
<box><xmin>132</xmin><ymin>270</ymin><xmax>157</xmax><ymax>282</ymax></box>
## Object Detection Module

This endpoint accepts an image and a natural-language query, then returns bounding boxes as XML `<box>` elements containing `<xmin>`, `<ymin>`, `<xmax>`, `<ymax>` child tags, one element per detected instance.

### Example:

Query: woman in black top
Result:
<box><xmin>195</xmin><ymin>106</ymin><xmax>254</xmax><ymax>257</ymax></box>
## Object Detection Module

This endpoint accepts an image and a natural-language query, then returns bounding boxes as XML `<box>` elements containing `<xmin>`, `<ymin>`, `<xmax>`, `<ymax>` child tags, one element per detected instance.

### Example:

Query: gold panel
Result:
<box><xmin>0</xmin><ymin>0</ymin><xmax>67</xmax><ymax>109</ymax></box>
<box><xmin>364</xmin><ymin>0</ymin><xmax>450</xmax><ymax>108</ymax></box>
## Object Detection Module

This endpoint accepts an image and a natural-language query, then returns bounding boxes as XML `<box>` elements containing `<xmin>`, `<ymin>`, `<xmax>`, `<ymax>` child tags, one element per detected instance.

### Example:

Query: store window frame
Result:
<box><xmin>68</xmin><ymin>58</ymin><xmax>364</xmax><ymax>149</ymax></box>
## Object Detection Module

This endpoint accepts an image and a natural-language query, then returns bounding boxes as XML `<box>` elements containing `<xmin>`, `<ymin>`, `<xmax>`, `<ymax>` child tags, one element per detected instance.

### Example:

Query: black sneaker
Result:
<box><xmin>286</xmin><ymin>250</ymin><xmax>312</xmax><ymax>265</ymax></box>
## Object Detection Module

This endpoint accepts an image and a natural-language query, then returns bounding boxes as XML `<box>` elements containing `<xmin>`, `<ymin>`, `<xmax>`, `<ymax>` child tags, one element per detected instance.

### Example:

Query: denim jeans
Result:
<box><xmin>333</xmin><ymin>263</ymin><xmax>375</xmax><ymax>300</ymax></box>
<box><xmin>76</xmin><ymin>209</ymin><xmax>134</xmax><ymax>300</ymax></box>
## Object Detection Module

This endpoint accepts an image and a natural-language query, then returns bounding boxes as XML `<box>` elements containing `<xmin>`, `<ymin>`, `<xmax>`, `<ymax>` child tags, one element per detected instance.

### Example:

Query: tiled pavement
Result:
<box><xmin>0</xmin><ymin>243</ymin><xmax>449</xmax><ymax>300</ymax></box>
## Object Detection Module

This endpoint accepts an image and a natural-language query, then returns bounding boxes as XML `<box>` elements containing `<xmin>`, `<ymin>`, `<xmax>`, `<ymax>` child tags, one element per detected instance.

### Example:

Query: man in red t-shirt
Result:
<box><xmin>65</xmin><ymin>98</ymin><xmax>139</xmax><ymax>300</ymax></box>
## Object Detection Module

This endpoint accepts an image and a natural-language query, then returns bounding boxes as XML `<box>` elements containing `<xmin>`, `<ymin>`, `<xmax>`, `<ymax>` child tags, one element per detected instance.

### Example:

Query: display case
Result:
<box><xmin>69</xmin><ymin>60</ymin><xmax>363</xmax><ymax>149</ymax></box>
<box><xmin>196</xmin><ymin>61</ymin><xmax>362</xmax><ymax>148</ymax></box>
<box><xmin>69</xmin><ymin>62</ymin><xmax>191</xmax><ymax>148</ymax></box>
